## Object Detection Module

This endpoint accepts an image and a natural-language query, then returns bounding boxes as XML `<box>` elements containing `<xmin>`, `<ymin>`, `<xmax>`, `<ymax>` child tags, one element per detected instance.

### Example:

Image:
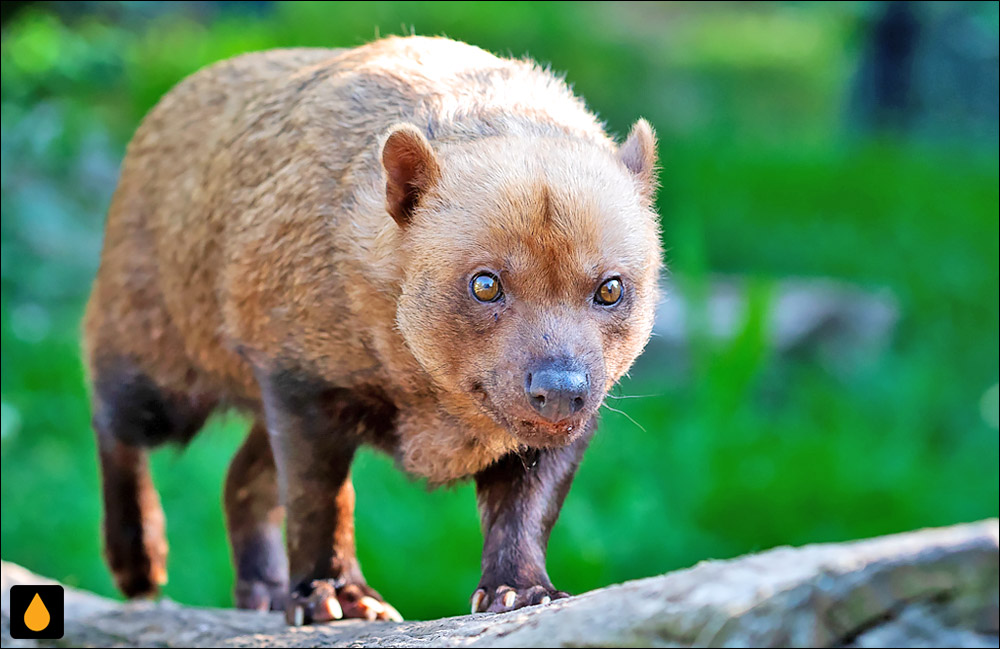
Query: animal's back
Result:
<box><xmin>84</xmin><ymin>47</ymin><xmax>344</xmax><ymax>399</ymax></box>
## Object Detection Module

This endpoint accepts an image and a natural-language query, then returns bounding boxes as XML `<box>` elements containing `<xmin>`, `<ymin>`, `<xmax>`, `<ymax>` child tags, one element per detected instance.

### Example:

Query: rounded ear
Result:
<box><xmin>616</xmin><ymin>118</ymin><xmax>659</xmax><ymax>201</ymax></box>
<box><xmin>381</xmin><ymin>124</ymin><xmax>441</xmax><ymax>227</ymax></box>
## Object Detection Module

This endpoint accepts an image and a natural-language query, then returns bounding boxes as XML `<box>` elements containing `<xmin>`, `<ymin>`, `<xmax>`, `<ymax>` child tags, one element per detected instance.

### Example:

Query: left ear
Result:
<box><xmin>616</xmin><ymin>118</ymin><xmax>658</xmax><ymax>201</ymax></box>
<box><xmin>381</xmin><ymin>123</ymin><xmax>442</xmax><ymax>227</ymax></box>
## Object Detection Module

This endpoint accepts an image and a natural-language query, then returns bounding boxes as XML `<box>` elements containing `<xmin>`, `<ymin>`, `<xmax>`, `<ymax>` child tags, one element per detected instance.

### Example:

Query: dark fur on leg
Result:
<box><xmin>91</xmin><ymin>357</ymin><xmax>215</xmax><ymax>448</ymax></box>
<box><xmin>225</xmin><ymin>420</ymin><xmax>288</xmax><ymax>611</ymax></box>
<box><xmin>257</xmin><ymin>367</ymin><xmax>401</xmax><ymax>623</ymax></box>
<box><xmin>471</xmin><ymin>420</ymin><xmax>596</xmax><ymax>613</ymax></box>
<box><xmin>91</xmin><ymin>356</ymin><xmax>215</xmax><ymax>599</ymax></box>
<box><xmin>96</xmin><ymin>428</ymin><xmax>169</xmax><ymax>597</ymax></box>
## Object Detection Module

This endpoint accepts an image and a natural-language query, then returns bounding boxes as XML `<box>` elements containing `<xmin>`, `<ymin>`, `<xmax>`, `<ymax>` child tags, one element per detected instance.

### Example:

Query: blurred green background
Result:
<box><xmin>1</xmin><ymin>1</ymin><xmax>997</xmax><ymax>621</ymax></box>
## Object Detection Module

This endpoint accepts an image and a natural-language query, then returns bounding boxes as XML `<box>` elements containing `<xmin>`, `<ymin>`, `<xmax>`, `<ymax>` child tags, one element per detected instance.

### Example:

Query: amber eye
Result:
<box><xmin>594</xmin><ymin>278</ymin><xmax>623</xmax><ymax>306</ymax></box>
<box><xmin>470</xmin><ymin>272</ymin><xmax>502</xmax><ymax>303</ymax></box>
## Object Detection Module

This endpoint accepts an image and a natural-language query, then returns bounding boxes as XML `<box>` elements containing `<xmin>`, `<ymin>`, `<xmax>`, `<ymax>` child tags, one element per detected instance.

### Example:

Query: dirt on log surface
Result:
<box><xmin>2</xmin><ymin>519</ymin><xmax>997</xmax><ymax>648</ymax></box>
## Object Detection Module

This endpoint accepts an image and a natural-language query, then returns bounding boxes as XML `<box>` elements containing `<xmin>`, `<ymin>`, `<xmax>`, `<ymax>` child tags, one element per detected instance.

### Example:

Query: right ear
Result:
<box><xmin>381</xmin><ymin>124</ymin><xmax>441</xmax><ymax>227</ymax></box>
<box><xmin>617</xmin><ymin>118</ymin><xmax>658</xmax><ymax>202</ymax></box>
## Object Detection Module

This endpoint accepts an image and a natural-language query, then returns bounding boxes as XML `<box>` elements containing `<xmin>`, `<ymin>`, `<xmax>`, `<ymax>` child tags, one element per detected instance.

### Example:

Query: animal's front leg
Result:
<box><xmin>471</xmin><ymin>423</ymin><xmax>594</xmax><ymax>613</ymax></box>
<box><xmin>258</xmin><ymin>371</ymin><xmax>402</xmax><ymax>625</ymax></box>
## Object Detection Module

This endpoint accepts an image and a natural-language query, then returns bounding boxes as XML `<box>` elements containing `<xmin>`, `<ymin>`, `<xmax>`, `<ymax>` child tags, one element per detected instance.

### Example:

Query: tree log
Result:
<box><xmin>2</xmin><ymin>519</ymin><xmax>997</xmax><ymax>647</ymax></box>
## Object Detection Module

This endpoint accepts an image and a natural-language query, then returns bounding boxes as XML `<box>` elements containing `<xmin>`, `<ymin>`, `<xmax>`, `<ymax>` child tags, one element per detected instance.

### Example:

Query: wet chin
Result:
<box><xmin>508</xmin><ymin>418</ymin><xmax>585</xmax><ymax>448</ymax></box>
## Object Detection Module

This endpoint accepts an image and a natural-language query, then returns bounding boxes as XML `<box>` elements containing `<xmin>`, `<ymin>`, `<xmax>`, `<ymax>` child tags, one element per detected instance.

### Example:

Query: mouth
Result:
<box><xmin>469</xmin><ymin>382</ymin><xmax>588</xmax><ymax>447</ymax></box>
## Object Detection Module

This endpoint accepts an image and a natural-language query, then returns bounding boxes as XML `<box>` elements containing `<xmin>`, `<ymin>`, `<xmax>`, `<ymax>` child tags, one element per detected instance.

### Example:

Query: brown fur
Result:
<box><xmin>84</xmin><ymin>36</ymin><xmax>662</xmax><ymax>619</ymax></box>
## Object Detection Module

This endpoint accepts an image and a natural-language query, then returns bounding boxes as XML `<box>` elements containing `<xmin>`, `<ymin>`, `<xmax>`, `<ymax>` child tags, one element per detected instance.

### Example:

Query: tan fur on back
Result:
<box><xmin>84</xmin><ymin>36</ymin><xmax>661</xmax><ymax>484</ymax></box>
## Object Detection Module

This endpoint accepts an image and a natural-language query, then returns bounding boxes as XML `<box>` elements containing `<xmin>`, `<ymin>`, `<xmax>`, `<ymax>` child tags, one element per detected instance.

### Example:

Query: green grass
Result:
<box><xmin>1</xmin><ymin>1</ymin><xmax>997</xmax><ymax>622</ymax></box>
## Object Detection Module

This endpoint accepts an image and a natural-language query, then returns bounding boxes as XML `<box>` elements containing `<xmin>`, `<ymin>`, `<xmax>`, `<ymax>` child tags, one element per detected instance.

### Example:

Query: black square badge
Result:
<box><xmin>9</xmin><ymin>584</ymin><xmax>64</xmax><ymax>639</ymax></box>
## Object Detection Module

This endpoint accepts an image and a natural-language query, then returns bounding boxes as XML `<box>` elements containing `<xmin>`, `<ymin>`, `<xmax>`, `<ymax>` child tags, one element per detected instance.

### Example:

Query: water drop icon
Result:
<box><xmin>24</xmin><ymin>592</ymin><xmax>50</xmax><ymax>632</ymax></box>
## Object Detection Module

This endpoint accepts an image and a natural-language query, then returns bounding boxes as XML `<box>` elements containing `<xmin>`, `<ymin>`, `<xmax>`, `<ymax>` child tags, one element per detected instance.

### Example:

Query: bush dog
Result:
<box><xmin>83</xmin><ymin>36</ymin><xmax>662</xmax><ymax>624</ymax></box>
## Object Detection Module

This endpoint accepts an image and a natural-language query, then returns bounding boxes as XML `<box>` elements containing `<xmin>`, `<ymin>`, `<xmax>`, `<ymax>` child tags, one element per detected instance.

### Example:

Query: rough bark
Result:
<box><xmin>2</xmin><ymin>519</ymin><xmax>997</xmax><ymax>648</ymax></box>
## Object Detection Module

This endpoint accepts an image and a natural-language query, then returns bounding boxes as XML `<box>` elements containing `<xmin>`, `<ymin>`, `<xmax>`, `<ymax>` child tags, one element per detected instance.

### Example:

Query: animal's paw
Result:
<box><xmin>235</xmin><ymin>577</ymin><xmax>287</xmax><ymax>612</ymax></box>
<box><xmin>286</xmin><ymin>579</ymin><xmax>403</xmax><ymax>625</ymax></box>
<box><xmin>470</xmin><ymin>583</ymin><xmax>569</xmax><ymax>613</ymax></box>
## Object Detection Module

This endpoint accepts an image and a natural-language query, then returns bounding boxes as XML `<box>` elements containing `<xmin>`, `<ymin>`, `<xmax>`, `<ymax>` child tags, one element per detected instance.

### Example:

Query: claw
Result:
<box><xmin>324</xmin><ymin>596</ymin><xmax>344</xmax><ymax>620</ymax></box>
<box><xmin>357</xmin><ymin>596</ymin><xmax>403</xmax><ymax>622</ymax></box>
<box><xmin>360</xmin><ymin>596</ymin><xmax>385</xmax><ymax>621</ymax></box>
<box><xmin>471</xmin><ymin>589</ymin><xmax>485</xmax><ymax>613</ymax></box>
<box><xmin>473</xmin><ymin>585</ymin><xmax>567</xmax><ymax>614</ymax></box>
<box><xmin>285</xmin><ymin>580</ymin><xmax>399</xmax><ymax>626</ymax></box>
<box><xmin>383</xmin><ymin>602</ymin><xmax>404</xmax><ymax>622</ymax></box>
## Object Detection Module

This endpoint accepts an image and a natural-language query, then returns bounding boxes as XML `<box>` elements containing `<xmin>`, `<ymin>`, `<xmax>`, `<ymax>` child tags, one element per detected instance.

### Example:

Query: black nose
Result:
<box><xmin>525</xmin><ymin>363</ymin><xmax>589</xmax><ymax>423</ymax></box>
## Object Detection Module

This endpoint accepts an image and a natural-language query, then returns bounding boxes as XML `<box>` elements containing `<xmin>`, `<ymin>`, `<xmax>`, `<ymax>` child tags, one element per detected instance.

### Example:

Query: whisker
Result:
<box><xmin>600</xmin><ymin>402</ymin><xmax>647</xmax><ymax>433</ymax></box>
<box><xmin>604</xmin><ymin>393</ymin><xmax>660</xmax><ymax>400</ymax></box>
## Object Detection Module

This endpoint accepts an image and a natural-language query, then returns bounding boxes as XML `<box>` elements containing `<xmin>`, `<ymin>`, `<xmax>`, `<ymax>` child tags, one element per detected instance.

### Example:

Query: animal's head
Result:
<box><xmin>382</xmin><ymin>122</ymin><xmax>661</xmax><ymax>448</ymax></box>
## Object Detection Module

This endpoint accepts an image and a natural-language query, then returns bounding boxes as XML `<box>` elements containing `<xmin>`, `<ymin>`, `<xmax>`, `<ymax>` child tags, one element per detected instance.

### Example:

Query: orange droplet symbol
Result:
<box><xmin>24</xmin><ymin>592</ymin><xmax>50</xmax><ymax>632</ymax></box>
